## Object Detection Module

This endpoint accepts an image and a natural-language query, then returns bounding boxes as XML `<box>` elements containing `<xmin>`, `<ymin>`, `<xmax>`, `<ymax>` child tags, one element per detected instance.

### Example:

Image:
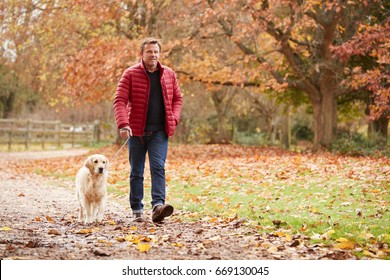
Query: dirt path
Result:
<box><xmin>0</xmin><ymin>150</ymin><xmax>355</xmax><ymax>260</ymax></box>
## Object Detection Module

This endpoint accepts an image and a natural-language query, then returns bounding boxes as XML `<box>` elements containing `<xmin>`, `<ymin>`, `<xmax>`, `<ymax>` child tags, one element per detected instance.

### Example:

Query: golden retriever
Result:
<box><xmin>76</xmin><ymin>154</ymin><xmax>109</xmax><ymax>224</ymax></box>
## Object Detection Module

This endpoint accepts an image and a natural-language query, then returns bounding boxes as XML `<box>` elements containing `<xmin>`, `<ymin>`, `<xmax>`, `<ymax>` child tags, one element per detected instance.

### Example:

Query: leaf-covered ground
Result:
<box><xmin>0</xmin><ymin>145</ymin><xmax>388</xmax><ymax>260</ymax></box>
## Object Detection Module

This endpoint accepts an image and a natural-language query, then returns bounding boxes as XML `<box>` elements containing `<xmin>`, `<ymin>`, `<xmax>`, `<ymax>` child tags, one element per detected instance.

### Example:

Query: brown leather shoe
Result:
<box><xmin>152</xmin><ymin>204</ymin><xmax>174</xmax><ymax>222</ymax></box>
<box><xmin>133</xmin><ymin>213</ymin><xmax>145</xmax><ymax>222</ymax></box>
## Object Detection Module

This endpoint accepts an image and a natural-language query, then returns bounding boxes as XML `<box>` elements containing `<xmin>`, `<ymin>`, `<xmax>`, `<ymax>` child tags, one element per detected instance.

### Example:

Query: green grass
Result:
<box><xmin>165</xmin><ymin>170</ymin><xmax>389</xmax><ymax>254</ymax></box>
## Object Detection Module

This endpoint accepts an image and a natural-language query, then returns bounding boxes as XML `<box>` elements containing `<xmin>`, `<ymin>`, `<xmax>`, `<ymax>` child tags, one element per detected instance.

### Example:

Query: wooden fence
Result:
<box><xmin>0</xmin><ymin>119</ymin><xmax>101</xmax><ymax>150</ymax></box>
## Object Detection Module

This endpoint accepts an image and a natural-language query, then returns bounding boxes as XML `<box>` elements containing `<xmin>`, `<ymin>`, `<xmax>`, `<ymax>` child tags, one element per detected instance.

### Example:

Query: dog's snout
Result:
<box><xmin>98</xmin><ymin>167</ymin><xmax>104</xmax><ymax>173</ymax></box>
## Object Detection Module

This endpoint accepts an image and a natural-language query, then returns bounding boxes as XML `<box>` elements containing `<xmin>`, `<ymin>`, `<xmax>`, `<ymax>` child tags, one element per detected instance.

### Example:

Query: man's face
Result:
<box><xmin>142</xmin><ymin>43</ymin><xmax>160</xmax><ymax>72</ymax></box>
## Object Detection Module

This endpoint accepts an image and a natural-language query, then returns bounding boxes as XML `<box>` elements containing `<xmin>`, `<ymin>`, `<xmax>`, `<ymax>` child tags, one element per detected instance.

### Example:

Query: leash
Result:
<box><xmin>110</xmin><ymin>137</ymin><xmax>130</xmax><ymax>163</ymax></box>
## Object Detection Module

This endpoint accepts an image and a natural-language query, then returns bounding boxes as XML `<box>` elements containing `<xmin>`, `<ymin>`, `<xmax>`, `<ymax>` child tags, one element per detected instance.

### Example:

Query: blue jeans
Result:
<box><xmin>128</xmin><ymin>131</ymin><xmax>168</xmax><ymax>213</ymax></box>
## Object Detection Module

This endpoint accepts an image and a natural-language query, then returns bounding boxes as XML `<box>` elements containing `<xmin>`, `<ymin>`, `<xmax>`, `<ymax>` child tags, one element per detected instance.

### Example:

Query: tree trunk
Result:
<box><xmin>366</xmin><ymin>95</ymin><xmax>388</xmax><ymax>143</ymax></box>
<box><xmin>311</xmin><ymin>75</ymin><xmax>338</xmax><ymax>150</ymax></box>
<box><xmin>280</xmin><ymin>106</ymin><xmax>291</xmax><ymax>149</ymax></box>
<box><xmin>215</xmin><ymin>110</ymin><xmax>231</xmax><ymax>144</ymax></box>
<box><xmin>2</xmin><ymin>91</ymin><xmax>16</xmax><ymax>118</ymax></box>
<box><xmin>368</xmin><ymin>117</ymin><xmax>388</xmax><ymax>143</ymax></box>
<box><xmin>209</xmin><ymin>89</ymin><xmax>235</xmax><ymax>144</ymax></box>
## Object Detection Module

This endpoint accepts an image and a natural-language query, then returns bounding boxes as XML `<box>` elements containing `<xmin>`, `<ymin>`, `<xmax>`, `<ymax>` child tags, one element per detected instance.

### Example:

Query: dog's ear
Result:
<box><xmin>85</xmin><ymin>157</ymin><xmax>95</xmax><ymax>174</ymax></box>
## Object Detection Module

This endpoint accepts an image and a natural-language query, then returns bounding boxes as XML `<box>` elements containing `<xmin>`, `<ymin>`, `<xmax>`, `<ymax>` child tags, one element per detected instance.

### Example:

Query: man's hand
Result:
<box><xmin>119</xmin><ymin>126</ymin><xmax>132</xmax><ymax>139</ymax></box>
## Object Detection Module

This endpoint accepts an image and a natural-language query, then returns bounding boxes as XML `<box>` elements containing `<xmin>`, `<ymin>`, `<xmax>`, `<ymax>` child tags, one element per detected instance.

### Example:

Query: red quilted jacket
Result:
<box><xmin>113</xmin><ymin>61</ymin><xmax>182</xmax><ymax>137</ymax></box>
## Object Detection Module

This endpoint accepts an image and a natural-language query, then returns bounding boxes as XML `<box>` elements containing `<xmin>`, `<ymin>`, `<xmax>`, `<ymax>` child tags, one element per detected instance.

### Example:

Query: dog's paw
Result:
<box><xmin>95</xmin><ymin>212</ymin><xmax>104</xmax><ymax>223</ymax></box>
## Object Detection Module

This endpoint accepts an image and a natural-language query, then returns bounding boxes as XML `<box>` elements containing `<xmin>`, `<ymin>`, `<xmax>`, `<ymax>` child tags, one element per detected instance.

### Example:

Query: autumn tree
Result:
<box><xmin>0</xmin><ymin>0</ymin><xmax>44</xmax><ymax>116</ymax></box>
<box><xmin>334</xmin><ymin>18</ymin><xmax>389</xmax><ymax>141</ymax></box>
<box><xmin>61</xmin><ymin>0</ymin><xmax>176</xmax><ymax>105</ymax></box>
<box><xmin>181</xmin><ymin>0</ymin><xmax>387</xmax><ymax>149</ymax></box>
<box><xmin>0</xmin><ymin>64</ymin><xmax>36</xmax><ymax>118</ymax></box>
<box><xmin>0</xmin><ymin>0</ymin><xmax>97</xmax><ymax>112</ymax></box>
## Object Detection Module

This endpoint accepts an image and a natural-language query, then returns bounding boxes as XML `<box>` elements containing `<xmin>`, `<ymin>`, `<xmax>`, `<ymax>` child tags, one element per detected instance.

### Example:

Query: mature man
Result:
<box><xmin>113</xmin><ymin>37</ymin><xmax>182</xmax><ymax>223</ymax></box>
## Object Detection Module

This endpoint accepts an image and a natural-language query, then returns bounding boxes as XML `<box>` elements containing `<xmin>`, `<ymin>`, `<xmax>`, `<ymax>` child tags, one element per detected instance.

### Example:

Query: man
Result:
<box><xmin>113</xmin><ymin>37</ymin><xmax>182</xmax><ymax>223</ymax></box>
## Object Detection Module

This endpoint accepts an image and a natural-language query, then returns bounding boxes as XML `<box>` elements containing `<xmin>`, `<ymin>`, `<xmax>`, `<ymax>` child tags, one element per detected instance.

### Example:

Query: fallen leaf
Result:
<box><xmin>6</xmin><ymin>245</ymin><xmax>15</xmax><ymax>251</ymax></box>
<box><xmin>0</xmin><ymin>226</ymin><xmax>12</xmax><ymax>231</ymax></box>
<box><xmin>93</xmin><ymin>249</ymin><xmax>111</xmax><ymax>256</ymax></box>
<box><xmin>210</xmin><ymin>235</ymin><xmax>222</xmax><ymax>241</ymax></box>
<box><xmin>138</xmin><ymin>243</ymin><xmax>151</xmax><ymax>253</ymax></box>
<box><xmin>334</xmin><ymin>238</ymin><xmax>355</xmax><ymax>250</ymax></box>
<box><xmin>18</xmin><ymin>193</ymin><xmax>25</xmax><ymax>197</ymax></box>
<box><xmin>336</xmin><ymin>237</ymin><xmax>349</xmax><ymax>243</ymax></box>
<box><xmin>124</xmin><ymin>234</ymin><xmax>135</xmax><ymax>242</ymax></box>
<box><xmin>311</xmin><ymin>233</ymin><xmax>323</xmax><ymax>240</ymax></box>
<box><xmin>189</xmin><ymin>212</ymin><xmax>199</xmax><ymax>218</ymax></box>
<box><xmin>300</xmin><ymin>224</ymin><xmax>308</xmax><ymax>232</ymax></box>
<box><xmin>25</xmin><ymin>241</ymin><xmax>39</xmax><ymax>248</ymax></box>
<box><xmin>125</xmin><ymin>235</ymin><xmax>143</xmax><ymax>244</ymax></box>
<box><xmin>267</xmin><ymin>246</ymin><xmax>279</xmax><ymax>253</ymax></box>
<box><xmin>325</xmin><ymin>229</ymin><xmax>335</xmax><ymax>236</ymax></box>
<box><xmin>98</xmin><ymin>239</ymin><xmax>112</xmax><ymax>246</ymax></box>
<box><xmin>232</xmin><ymin>218</ymin><xmax>245</xmax><ymax>228</ymax></box>
<box><xmin>77</xmin><ymin>228</ymin><xmax>93</xmax><ymax>234</ymax></box>
<box><xmin>260</xmin><ymin>242</ymin><xmax>273</xmax><ymax>249</ymax></box>
<box><xmin>363</xmin><ymin>250</ymin><xmax>374</xmax><ymax>257</ymax></box>
<box><xmin>290</xmin><ymin>240</ymin><xmax>300</xmax><ymax>247</ymax></box>
<box><xmin>48</xmin><ymin>229</ymin><xmax>61</xmax><ymax>235</ymax></box>
<box><xmin>141</xmin><ymin>236</ymin><xmax>152</xmax><ymax>242</ymax></box>
<box><xmin>334</xmin><ymin>241</ymin><xmax>355</xmax><ymax>250</ymax></box>
<box><xmin>46</xmin><ymin>215</ymin><xmax>55</xmax><ymax>223</ymax></box>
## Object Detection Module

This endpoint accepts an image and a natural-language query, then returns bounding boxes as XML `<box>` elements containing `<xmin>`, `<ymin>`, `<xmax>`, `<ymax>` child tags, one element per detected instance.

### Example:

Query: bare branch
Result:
<box><xmin>176</xmin><ymin>70</ymin><xmax>260</xmax><ymax>87</ymax></box>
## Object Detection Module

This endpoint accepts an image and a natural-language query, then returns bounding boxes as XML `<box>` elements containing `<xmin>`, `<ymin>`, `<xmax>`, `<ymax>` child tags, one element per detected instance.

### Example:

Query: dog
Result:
<box><xmin>76</xmin><ymin>154</ymin><xmax>109</xmax><ymax>224</ymax></box>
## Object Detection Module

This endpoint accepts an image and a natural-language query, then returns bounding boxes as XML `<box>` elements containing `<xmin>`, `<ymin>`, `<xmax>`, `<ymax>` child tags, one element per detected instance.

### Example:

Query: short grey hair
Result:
<box><xmin>140</xmin><ymin>37</ymin><xmax>162</xmax><ymax>53</ymax></box>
